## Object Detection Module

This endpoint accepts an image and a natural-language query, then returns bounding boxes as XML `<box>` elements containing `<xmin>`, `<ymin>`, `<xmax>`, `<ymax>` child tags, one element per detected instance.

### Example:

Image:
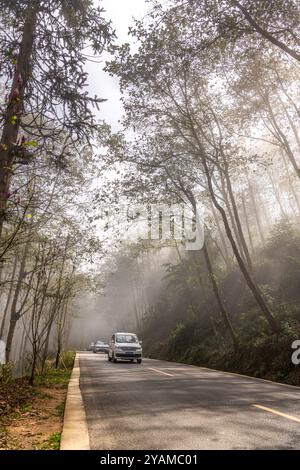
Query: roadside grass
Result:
<box><xmin>0</xmin><ymin>350</ymin><xmax>75</xmax><ymax>450</ymax></box>
<box><xmin>0</xmin><ymin>425</ymin><xmax>20</xmax><ymax>449</ymax></box>
<box><xmin>35</xmin><ymin>350</ymin><xmax>75</xmax><ymax>388</ymax></box>
<box><xmin>0</xmin><ymin>377</ymin><xmax>34</xmax><ymax>418</ymax></box>
<box><xmin>0</xmin><ymin>425</ymin><xmax>9</xmax><ymax>447</ymax></box>
<box><xmin>32</xmin><ymin>388</ymin><xmax>52</xmax><ymax>399</ymax></box>
<box><xmin>39</xmin><ymin>432</ymin><xmax>61</xmax><ymax>450</ymax></box>
<box><xmin>36</xmin><ymin>368</ymin><xmax>72</xmax><ymax>388</ymax></box>
<box><xmin>56</xmin><ymin>401</ymin><xmax>65</xmax><ymax>417</ymax></box>
<box><xmin>20</xmin><ymin>402</ymin><xmax>32</xmax><ymax>412</ymax></box>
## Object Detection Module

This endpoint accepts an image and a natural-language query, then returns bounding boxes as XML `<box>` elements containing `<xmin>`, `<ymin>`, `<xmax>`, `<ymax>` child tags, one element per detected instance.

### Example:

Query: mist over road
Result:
<box><xmin>79</xmin><ymin>352</ymin><xmax>300</xmax><ymax>450</ymax></box>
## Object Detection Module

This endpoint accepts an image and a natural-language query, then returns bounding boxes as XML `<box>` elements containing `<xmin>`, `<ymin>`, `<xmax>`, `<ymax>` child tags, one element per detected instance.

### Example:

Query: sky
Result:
<box><xmin>85</xmin><ymin>0</ymin><xmax>148</xmax><ymax>131</ymax></box>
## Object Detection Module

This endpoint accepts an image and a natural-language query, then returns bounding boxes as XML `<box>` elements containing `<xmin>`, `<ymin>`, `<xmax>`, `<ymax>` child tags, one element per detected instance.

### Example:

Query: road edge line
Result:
<box><xmin>253</xmin><ymin>404</ymin><xmax>300</xmax><ymax>424</ymax></box>
<box><xmin>149</xmin><ymin>367</ymin><xmax>174</xmax><ymax>377</ymax></box>
<box><xmin>60</xmin><ymin>352</ymin><xmax>90</xmax><ymax>450</ymax></box>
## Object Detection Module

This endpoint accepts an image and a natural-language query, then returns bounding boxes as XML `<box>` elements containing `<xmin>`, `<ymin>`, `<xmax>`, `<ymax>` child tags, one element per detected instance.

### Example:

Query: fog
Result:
<box><xmin>67</xmin><ymin>247</ymin><xmax>173</xmax><ymax>348</ymax></box>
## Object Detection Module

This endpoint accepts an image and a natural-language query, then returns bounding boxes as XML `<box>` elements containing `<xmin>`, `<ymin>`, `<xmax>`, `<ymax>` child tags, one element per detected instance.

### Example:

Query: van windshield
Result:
<box><xmin>116</xmin><ymin>334</ymin><xmax>137</xmax><ymax>343</ymax></box>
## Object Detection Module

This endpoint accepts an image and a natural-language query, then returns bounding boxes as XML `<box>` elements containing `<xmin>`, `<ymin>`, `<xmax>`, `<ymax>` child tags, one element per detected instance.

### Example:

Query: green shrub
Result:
<box><xmin>39</xmin><ymin>432</ymin><xmax>61</xmax><ymax>450</ymax></box>
<box><xmin>58</xmin><ymin>350</ymin><xmax>76</xmax><ymax>370</ymax></box>
<box><xmin>0</xmin><ymin>362</ymin><xmax>14</xmax><ymax>384</ymax></box>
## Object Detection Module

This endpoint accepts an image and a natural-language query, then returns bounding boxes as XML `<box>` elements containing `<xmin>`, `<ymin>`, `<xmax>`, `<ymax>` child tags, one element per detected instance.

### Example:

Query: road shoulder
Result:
<box><xmin>60</xmin><ymin>353</ymin><xmax>90</xmax><ymax>450</ymax></box>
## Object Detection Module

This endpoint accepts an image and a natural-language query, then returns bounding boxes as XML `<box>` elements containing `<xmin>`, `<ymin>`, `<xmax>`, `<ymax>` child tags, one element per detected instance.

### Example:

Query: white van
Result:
<box><xmin>108</xmin><ymin>332</ymin><xmax>142</xmax><ymax>364</ymax></box>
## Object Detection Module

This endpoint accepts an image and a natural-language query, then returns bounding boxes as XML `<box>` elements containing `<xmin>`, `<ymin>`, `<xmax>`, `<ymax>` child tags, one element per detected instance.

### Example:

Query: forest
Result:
<box><xmin>0</xmin><ymin>0</ymin><xmax>300</xmax><ymax>422</ymax></box>
<box><xmin>98</xmin><ymin>0</ymin><xmax>300</xmax><ymax>386</ymax></box>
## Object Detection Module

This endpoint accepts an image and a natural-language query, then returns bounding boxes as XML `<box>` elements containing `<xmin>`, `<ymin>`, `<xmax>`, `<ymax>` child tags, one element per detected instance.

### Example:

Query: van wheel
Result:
<box><xmin>137</xmin><ymin>359</ymin><xmax>142</xmax><ymax>364</ymax></box>
<box><xmin>113</xmin><ymin>354</ymin><xmax>117</xmax><ymax>363</ymax></box>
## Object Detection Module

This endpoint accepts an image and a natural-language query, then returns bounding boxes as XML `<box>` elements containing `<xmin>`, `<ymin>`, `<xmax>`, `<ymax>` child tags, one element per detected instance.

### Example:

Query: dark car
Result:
<box><xmin>93</xmin><ymin>340</ymin><xmax>109</xmax><ymax>354</ymax></box>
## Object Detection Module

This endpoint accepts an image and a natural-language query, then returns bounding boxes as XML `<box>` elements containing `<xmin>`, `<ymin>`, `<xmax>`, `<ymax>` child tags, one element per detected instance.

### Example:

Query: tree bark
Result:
<box><xmin>241</xmin><ymin>192</ymin><xmax>254</xmax><ymax>255</ymax></box>
<box><xmin>282</xmin><ymin>151</ymin><xmax>300</xmax><ymax>216</ymax></box>
<box><xmin>264</xmin><ymin>95</ymin><xmax>300</xmax><ymax>178</ymax></box>
<box><xmin>202</xmin><ymin>241</ymin><xmax>238</xmax><ymax>347</ymax></box>
<box><xmin>0</xmin><ymin>4</ymin><xmax>38</xmax><ymax>234</ymax></box>
<box><xmin>232</xmin><ymin>0</ymin><xmax>300</xmax><ymax>63</ymax></box>
<box><xmin>245</xmin><ymin>170</ymin><xmax>265</xmax><ymax>243</ymax></box>
<box><xmin>5</xmin><ymin>236</ymin><xmax>31</xmax><ymax>362</ymax></box>
<box><xmin>29</xmin><ymin>348</ymin><xmax>37</xmax><ymax>385</ymax></box>
<box><xmin>210</xmin><ymin>202</ymin><xmax>230</xmax><ymax>264</ymax></box>
<box><xmin>186</xmin><ymin>195</ymin><xmax>238</xmax><ymax>347</ymax></box>
<box><xmin>219</xmin><ymin>174</ymin><xmax>246</xmax><ymax>261</ymax></box>
<box><xmin>224</xmin><ymin>166</ymin><xmax>252</xmax><ymax>270</ymax></box>
<box><xmin>201</xmin><ymin>155</ymin><xmax>280</xmax><ymax>334</ymax></box>
<box><xmin>0</xmin><ymin>255</ymin><xmax>18</xmax><ymax>339</ymax></box>
<box><xmin>267</xmin><ymin>168</ymin><xmax>287</xmax><ymax>219</ymax></box>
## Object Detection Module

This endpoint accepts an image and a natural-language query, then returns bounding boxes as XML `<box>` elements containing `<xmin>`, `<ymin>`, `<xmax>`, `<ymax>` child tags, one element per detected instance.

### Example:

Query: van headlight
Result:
<box><xmin>136</xmin><ymin>348</ymin><xmax>142</xmax><ymax>352</ymax></box>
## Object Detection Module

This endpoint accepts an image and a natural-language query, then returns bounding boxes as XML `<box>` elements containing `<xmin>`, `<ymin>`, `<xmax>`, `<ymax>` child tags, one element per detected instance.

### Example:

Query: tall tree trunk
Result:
<box><xmin>210</xmin><ymin>202</ymin><xmax>230</xmax><ymax>264</ymax></box>
<box><xmin>219</xmin><ymin>174</ymin><xmax>246</xmax><ymax>261</ymax></box>
<box><xmin>201</xmin><ymin>156</ymin><xmax>280</xmax><ymax>334</ymax></box>
<box><xmin>206</xmin><ymin>228</ymin><xmax>230</xmax><ymax>268</ymax></box>
<box><xmin>18</xmin><ymin>324</ymin><xmax>26</xmax><ymax>364</ymax></box>
<box><xmin>202</xmin><ymin>242</ymin><xmax>238</xmax><ymax>347</ymax></box>
<box><xmin>232</xmin><ymin>0</ymin><xmax>300</xmax><ymax>63</ymax></box>
<box><xmin>274</xmin><ymin>69</ymin><xmax>300</xmax><ymax>120</ymax></box>
<box><xmin>173</xmin><ymin>240</ymin><xmax>201</xmax><ymax>319</ymax></box>
<box><xmin>224</xmin><ymin>166</ymin><xmax>252</xmax><ymax>270</ymax></box>
<box><xmin>0</xmin><ymin>255</ymin><xmax>18</xmax><ymax>339</ymax></box>
<box><xmin>282</xmin><ymin>151</ymin><xmax>300</xmax><ymax>216</ymax></box>
<box><xmin>41</xmin><ymin>323</ymin><xmax>52</xmax><ymax>375</ymax></box>
<box><xmin>245</xmin><ymin>170</ymin><xmax>265</xmax><ymax>243</ymax></box>
<box><xmin>55</xmin><ymin>341</ymin><xmax>61</xmax><ymax>369</ymax></box>
<box><xmin>29</xmin><ymin>347</ymin><xmax>37</xmax><ymax>385</ymax></box>
<box><xmin>40</xmin><ymin>254</ymin><xmax>58</xmax><ymax>373</ymax></box>
<box><xmin>241</xmin><ymin>192</ymin><xmax>254</xmax><ymax>255</ymax></box>
<box><xmin>191</xmin><ymin>253</ymin><xmax>210</xmax><ymax>307</ymax></box>
<box><xmin>20</xmin><ymin>320</ymin><xmax>29</xmax><ymax>374</ymax></box>
<box><xmin>267</xmin><ymin>168</ymin><xmax>287</xmax><ymax>218</ymax></box>
<box><xmin>278</xmin><ymin>93</ymin><xmax>300</xmax><ymax>156</ymax></box>
<box><xmin>5</xmin><ymin>318</ymin><xmax>18</xmax><ymax>364</ymax></box>
<box><xmin>186</xmin><ymin>197</ymin><xmax>237</xmax><ymax>347</ymax></box>
<box><xmin>254</xmin><ymin>181</ymin><xmax>271</xmax><ymax>230</ymax></box>
<box><xmin>5</xmin><ymin>237</ymin><xmax>31</xmax><ymax>362</ymax></box>
<box><xmin>0</xmin><ymin>4</ymin><xmax>38</xmax><ymax>235</ymax></box>
<box><xmin>184</xmin><ymin>96</ymin><xmax>279</xmax><ymax>332</ymax></box>
<box><xmin>264</xmin><ymin>95</ymin><xmax>300</xmax><ymax>178</ymax></box>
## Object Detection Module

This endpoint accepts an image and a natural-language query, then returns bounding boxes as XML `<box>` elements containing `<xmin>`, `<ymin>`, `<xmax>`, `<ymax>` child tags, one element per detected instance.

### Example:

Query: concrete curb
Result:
<box><xmin>60</xmin><ymin>353</ymin><xmax>90</xmax><ymax>450</ymax></box>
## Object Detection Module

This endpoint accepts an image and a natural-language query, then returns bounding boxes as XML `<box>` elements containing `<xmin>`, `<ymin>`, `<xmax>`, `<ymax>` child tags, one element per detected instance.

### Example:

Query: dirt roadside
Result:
<box><xmin>0</xmin><ymin>364</ymin><xmax>73</xmax><ymax>450</ymax></box>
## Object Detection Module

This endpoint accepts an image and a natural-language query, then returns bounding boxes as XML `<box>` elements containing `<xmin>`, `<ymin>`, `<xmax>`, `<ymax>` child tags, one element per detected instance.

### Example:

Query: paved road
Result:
<box><xmin>79</xmin><ymin>352</ymin><xmax>300</xmax><ymax>449</ymax></box>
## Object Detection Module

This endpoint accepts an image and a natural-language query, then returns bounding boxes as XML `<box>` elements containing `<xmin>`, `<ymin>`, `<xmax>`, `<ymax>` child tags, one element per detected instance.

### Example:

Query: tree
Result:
<box><xmin>231</xmin><ymin>0</ymin><xmax>300</xmax><ymax>62</ymax></box>
<box><xmin>0</xmin><ymin>0</ymin><xmax>113</xmax><ymax>234</ymax></box>
<box><xmin>105</xmin><ymin>0</ymin><xmax>284</xmax><ymax>333</ymax></box>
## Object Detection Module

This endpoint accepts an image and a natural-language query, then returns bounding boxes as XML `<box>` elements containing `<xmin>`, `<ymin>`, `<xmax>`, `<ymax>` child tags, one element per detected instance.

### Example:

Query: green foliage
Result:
<box><xmin>147</xmin><ymin>320</ymin><xmax>300</xmax><ymax>385</ymax></box>
<box><xmin>0</xmin><ymin>363</ymin><xmax>14</xmax><ymax>384</ymax></box>
<box><xmin>142</xmin><ymin>224</ymin><xmax>300</xmax><ymax>386</ymax></box>
<box><xmin>24</xmin><ymin>140</ymin><xmax>38</xmax><ymax>148</ymax></box>
<box><xmin>58</xmin><ymin>350</ymin><xmax>76</xmax><ymax>370</ymax></box>
<box><xmin>36</xmin><ymin>368</ymin><xmax>72</xmax><ymax>388</ymax></box>
<box><xmin>0</xmin><ymin>0</ymin><xmax>114</xmax><ymax>141</ymax></box>
<box><xmin>39</xmin><ymin>432</ymin><xmax>61</xmax><ymax>450</ymax></box>
<box><xmin>56</xmin><ymin>401</ymin><xmax>65</xmax><ymax>417</ymax></box>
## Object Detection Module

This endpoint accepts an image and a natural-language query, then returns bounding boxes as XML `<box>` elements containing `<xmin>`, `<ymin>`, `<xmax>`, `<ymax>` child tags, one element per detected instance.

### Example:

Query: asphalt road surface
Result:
<box><xmin>79</xmin><ymin>352</ymin><xmax>300</xmax><ymax>449</ymax></box>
